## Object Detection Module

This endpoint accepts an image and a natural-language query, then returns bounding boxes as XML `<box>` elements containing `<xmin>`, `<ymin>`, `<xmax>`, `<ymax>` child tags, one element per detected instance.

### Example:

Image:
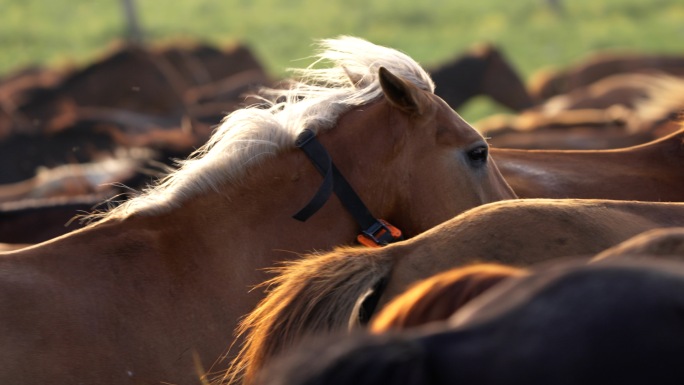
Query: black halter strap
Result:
<box><xmin>292</xmin><ymin>129</ymin><xmax>403</xmax><ymax>247</ymax></box>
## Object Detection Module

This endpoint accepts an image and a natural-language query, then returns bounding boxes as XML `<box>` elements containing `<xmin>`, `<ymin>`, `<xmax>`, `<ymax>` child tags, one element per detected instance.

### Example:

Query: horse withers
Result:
<box><xmin>0</xmin><ymin>37</ymin><xmax>515</xmax><ymax>385</ymax></box>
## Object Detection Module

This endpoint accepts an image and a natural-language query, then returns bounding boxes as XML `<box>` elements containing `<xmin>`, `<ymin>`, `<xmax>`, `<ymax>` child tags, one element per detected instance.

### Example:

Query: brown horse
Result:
<box><xmin>6</xmin><ymin>41</ymin><xmax>264</xmax><ymax>130</ymax></box>
<box><xmin>481</xmin><ymin>123</ymin><xmax>655</xmax><ymax>150</ymax></box>
<box><xmin>492</xmin><ymin>126</ymin><xmax>684</xmax><ymax>200</ymax></box>
<box><xmin>228</xmin><ymin>198</ymin><xmax>684</xmax><ymax>384</ymax></box>
<box><xmin>360</xmin><ymin>226</ymin><xmax>684</xmax><ymax>332</ymax></box>
<box><xmin>528</xmin><ymin>51</ymin><xmax>684</xmax><ymax>101</ymax></box>
<box><xmin>0</xmin><ymin>41</ymin><xmax>269</xmax><ymax>185</ymax></box>
<box><xmin>370</xmin><ymin>226</ymin><xmax>684</xmax><ymax>332</ymax></box>
<box><xmin>0</xmin><ymin>37</ymin><xmax>515</xmax><ymax>385</ymax></box>
<box><xmin>479</xmin><ymin>72</ymin><xmax>684</xmax><ymax>150</ymax></box>
<box><xmin>369</xmin><ymin>264</ymin><xmax>526</xmax><ymax>332</ymax></box>
<box><xmin>254</xmin><ymin>258</ymin><xmax>684</xmax><ymax>385</ymax></box>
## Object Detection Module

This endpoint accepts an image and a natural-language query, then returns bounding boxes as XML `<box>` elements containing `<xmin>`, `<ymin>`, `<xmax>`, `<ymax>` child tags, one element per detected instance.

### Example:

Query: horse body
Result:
<box><xmin>528</xmin><ymin>51</ymin><xmax>684</xmax><ymax>101</ymax></box>
<box><xmin>0</xmin><ymin>218</ymin><xmax>211</xmax><ymax>384</ymax></box>
<box><xmin>492</xmin><ymin>127</ymin><xmax>684</xmax><ymax>200</ymax></box>
<box><xmin>230</xmin><ymin>198</ymin><xmax>684</xmax><ymax>384</ymax></box>
<box><xmin>481</xmin><ymin>123</ymin><xmax>654</xmax><ymax>150</ymax></box>
<box><xmin>592</xmin><ymin>227</ymin><xmax>684</xmax><ymax>262</ymax></box>
<box><xmin>0</xmin><ymin>37</ymin><xmax>515</xmax><ymax>385</ymax></box>
<box><xmin>0</xmin><ymin>191</ymin><xmax>340</xmax><ymax>383</ymax></box>
<box><xmin>0</xmin><ymin>156</ymin><xmax>148</xmax><ymax>203</ymax></box>
<box><xmin>382</xmin><ymin>199</ymin><xmax>684</xmax><ymax>302</ymax></box>
<box><xmin>478</xmin><ymin>71</ymin><xmax>684</xmax><ymax>151</ymax></box>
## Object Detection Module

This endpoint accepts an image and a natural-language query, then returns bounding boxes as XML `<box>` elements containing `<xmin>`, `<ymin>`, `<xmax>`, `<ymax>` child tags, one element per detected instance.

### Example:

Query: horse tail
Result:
<box><xmin>222</xmin><ymin>245</ymin><xmax>398</xmax><ymax>385</ymax></box>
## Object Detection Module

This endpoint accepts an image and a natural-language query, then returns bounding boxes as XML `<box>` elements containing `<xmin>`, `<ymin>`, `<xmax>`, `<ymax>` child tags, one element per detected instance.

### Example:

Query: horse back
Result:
<box><xmin>0</xmin><ymin>221</ymin><xmax>176</xmax><ymax>383</ymax></box>
<box><xmin>492</xmin><ymin>127</ymin><xmax>684</xmax><ymax>200</ymax></box>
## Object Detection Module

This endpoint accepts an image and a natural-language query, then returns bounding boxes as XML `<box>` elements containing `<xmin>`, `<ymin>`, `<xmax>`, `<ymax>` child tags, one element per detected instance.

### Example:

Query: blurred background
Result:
<box><xmin>3</xmin><ymin>0</ymin><xmax>684</xmax><ymax>120</ymax></box>
<box><xmin>2</xmin><ymin>0</ymin><xmax>684</xmax><ymax>245</ymax></box>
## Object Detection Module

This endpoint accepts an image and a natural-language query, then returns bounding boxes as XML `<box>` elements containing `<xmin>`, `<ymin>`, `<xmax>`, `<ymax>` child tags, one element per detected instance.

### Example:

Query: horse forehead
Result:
<box><xmin>329</xmin><ymin>93</ymin><xmax>481</xmax><ymax>148</ymax></box>
<box><xmin>427</xmin><ymin>98</ymin><xmax>485</xmax><ymax>144</ymax></box>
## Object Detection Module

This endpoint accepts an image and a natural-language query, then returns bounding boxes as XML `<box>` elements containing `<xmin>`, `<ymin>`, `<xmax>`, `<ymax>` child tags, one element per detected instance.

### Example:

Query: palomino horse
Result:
<box><xmin>228</xmin><ymin>199</ymin><xmax>684</xmax><ymax>384</ymax></box>
<box><xmin>492</xmin><ymin>126</ymin><xmax>684</xmax><ymax>200</ymax></box>
<box><xmin>254</xmin><ymin>258</ymin><xmax>684</xmax><ymax>385</ymax></box>
<box><xmin>0</xmin><ymin>37</ymin><xmax>515</xmax><ymax>385</ymax></box>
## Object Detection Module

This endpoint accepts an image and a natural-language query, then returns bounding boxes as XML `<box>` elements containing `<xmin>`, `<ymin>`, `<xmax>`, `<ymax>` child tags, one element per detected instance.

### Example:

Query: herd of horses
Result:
<box><xmin>1</xmin><ymin>36</ymin><xmax>684</xmax><ymax>384</ymax></box>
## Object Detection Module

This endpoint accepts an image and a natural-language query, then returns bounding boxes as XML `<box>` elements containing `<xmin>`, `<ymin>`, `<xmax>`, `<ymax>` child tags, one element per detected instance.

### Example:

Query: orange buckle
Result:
<box><xmin>356</xmin><ymin>219</ymin><xmax>403</xmax><ymax>248</ymax></box>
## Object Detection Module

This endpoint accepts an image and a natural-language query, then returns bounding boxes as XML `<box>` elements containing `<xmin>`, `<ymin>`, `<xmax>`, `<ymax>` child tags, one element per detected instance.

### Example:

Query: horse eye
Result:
<box><xmin>467</xmin><ymin>145</ymin><xmax>488</xmax><ymax>165</ymax></box>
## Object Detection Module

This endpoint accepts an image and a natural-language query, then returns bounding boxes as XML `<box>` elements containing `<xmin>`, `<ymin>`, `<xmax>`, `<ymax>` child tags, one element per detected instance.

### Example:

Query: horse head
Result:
<box><xmin>308</xmin><ymin>47</ymin><xmax>517</xmax><ymax>239</ymax></box>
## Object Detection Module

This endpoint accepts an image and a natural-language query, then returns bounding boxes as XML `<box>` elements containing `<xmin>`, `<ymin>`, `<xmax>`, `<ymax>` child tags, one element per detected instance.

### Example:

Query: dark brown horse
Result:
<box><xmin>6</xmin><ymin>41</ymin><xmax>266</xmax><ymax>134</ymax></box>
<box><xmin>430</xmin><ymin>43</ymin><xmax>534</xmax><ymax>112</ymax></box>
<box><xmin>0</xmin><ymin>42</ymin><xmax>269</xmax><ymax>185</ymax></box>
<box><xmin>0</xmin><ymin>37</ymin><xmax>515</xmax><ymax>385</ymax></box>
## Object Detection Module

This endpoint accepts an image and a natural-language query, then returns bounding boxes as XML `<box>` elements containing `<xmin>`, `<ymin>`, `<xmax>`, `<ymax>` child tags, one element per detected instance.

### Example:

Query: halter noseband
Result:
<box><xmin>292</xmin><ymin>129</ymin><xmax>403</xmax><ymax>247</ymax></box>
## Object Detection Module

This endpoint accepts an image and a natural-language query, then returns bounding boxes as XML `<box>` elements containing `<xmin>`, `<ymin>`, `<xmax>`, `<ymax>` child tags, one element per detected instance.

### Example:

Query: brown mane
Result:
<box><xmin>370</xmin><ymin>264</ymin><xmax>527</xmax><ymax>333</ymax></box>
<box><xmin>222</xmin><ymin>245</ymin><xmax>400</xmax><ymax>385</ymax></box>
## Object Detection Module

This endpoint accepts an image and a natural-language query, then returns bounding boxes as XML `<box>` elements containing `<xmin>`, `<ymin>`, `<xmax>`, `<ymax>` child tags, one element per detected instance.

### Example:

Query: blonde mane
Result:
<box><xmin>100</xmin><ymin>36</ymin><xmax>434</xmax><ymax>219</ymax></box>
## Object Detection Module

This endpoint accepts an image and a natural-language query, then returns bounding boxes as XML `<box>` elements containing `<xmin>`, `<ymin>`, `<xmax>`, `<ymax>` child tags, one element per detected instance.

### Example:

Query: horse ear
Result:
<box><xmin>378</xmin><ymin>66</ymin><xmax>425</xmax><ymax>115</ymax></box>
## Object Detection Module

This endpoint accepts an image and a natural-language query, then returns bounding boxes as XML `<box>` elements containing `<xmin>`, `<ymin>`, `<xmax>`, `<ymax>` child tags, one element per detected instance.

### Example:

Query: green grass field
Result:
<box><xmin>2</xmin><ymin>0</ymin><xmax>684</xmax><ymax>120</ymax></box>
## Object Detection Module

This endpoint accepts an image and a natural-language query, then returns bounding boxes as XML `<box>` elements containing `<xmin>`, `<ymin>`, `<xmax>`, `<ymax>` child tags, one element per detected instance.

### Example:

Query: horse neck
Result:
<box><xmin>480</xmin><ymin>51</ymin><xmax>534</xmax><ymax>111</ymax></box>
<box><xmin>430</xmin><ymin>56</ymin><xmax>485</xmax><ymax>109</ymax></box>
<box><xmin>134</xmin><ymin>147</ymin><xmax>361</xmax><ymax>274</ymax></box>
